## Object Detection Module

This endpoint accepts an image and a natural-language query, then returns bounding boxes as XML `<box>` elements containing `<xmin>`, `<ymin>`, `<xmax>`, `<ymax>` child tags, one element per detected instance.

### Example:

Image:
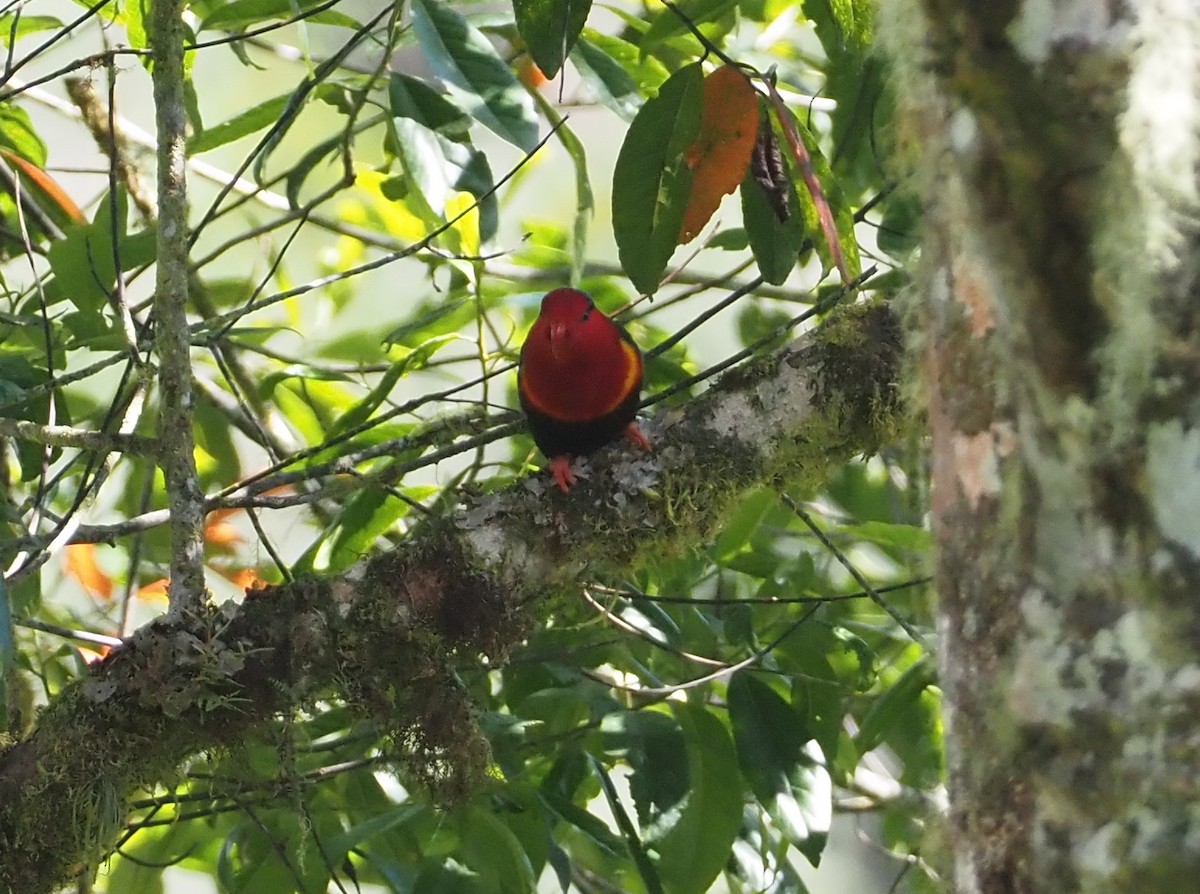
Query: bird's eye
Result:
<box><xmin>581</xmin><ymin>308</ymin><xmax>592</xmax><ymax>323</ymax></box>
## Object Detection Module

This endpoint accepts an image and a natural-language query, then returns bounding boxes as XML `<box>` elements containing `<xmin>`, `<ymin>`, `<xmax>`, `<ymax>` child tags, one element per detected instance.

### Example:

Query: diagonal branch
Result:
<box><xmin>0</xmin><ymin>301</ymin><xmax>903</xmax><ymax>894</ymax></box>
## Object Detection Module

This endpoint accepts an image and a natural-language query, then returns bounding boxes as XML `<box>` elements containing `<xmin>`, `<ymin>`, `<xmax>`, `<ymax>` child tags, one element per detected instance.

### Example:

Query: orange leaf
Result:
<box><xmin>76</xmin><ymin>645</ymin><xmax>111</xmax><ymax>664</ymax></box>
<box><xmin>136</xmin><ymin>578</ymin><xmax>170</xmax><ymax>603</ymax></box>
<box><xmin>204</xmin><ymin>518</ymin><xmax>242</xmax><ymax>547</ymax></box>
<box><xmin>0</xmin><ymin>149</ymin><xmax>87</xmax><ymax>226</ymax></box>
<box><xmin>220</xmin><ymin>567</ymin><xmax>268</xmax><ymax>592</ymax></box>
<box><xmin>64</xmin><ymin>543</ymin><xmax>114</xmax><ymax>600</ymax></box>
<box><xmin>517</xmin><ymin>55</ymin><xmax>549</xmax><ymax>89</ymax></box>
<box><xmin>679</xmin><ymin>66</ymin><xmax>759</xmax><ymax>244</ymax></box>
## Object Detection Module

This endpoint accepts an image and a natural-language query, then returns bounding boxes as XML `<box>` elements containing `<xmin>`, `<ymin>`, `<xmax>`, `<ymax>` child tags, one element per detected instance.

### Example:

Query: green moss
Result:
<box><xmin>805</xmin><ymin>301</ymin><xmax>907</xmax><ymax>451</ymax></box>
<box><xmin>330</xmin><ymin>529</ymin><xmax>536</xmax><ymax>801</ymax></box>
<box><xmin>0</xmin><ymin>650</ymin><xmax>226</xmax><ymax>891</ymax></box>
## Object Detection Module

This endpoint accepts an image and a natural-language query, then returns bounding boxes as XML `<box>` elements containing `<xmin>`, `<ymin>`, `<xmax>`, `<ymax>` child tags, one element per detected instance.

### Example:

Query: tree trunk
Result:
<box><xmin>882</xmin><ymin>1</ymin><xmax>1200</xmax><ymax>891</ymax></box>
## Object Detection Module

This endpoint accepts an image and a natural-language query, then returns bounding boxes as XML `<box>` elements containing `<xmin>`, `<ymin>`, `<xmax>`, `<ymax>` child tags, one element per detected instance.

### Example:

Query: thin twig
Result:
<box><xmin>12</xmin><ymin>616</ymin><xmax>123</xmax><ymax>648</ymax></box>
<box><xmin>780</xmin><ymin>493</ymin><xmax>927</xmax><ymax>645</ymax></box>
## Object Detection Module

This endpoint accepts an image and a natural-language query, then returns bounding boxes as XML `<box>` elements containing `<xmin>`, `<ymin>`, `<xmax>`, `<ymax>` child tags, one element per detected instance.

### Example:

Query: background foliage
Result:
<box><xmin>0</xmin><ymin>0</ymin><xmax>936</xmax><ymax>891</ymax></box>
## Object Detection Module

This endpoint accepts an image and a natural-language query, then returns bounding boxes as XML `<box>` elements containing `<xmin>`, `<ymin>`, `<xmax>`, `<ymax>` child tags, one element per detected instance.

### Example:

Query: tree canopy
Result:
<box><xmin>0</xmin><ymin>1</ymin><xmax>937</xmax><ymax>892</ymax></box>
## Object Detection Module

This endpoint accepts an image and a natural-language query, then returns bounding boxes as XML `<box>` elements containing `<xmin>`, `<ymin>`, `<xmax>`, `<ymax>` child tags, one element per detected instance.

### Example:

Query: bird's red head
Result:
<box><xmin>536</xmin><ymin>288</ymin><xmax>596</xmax><ymax>363</ymax></box>
<box><xmin>519</xmin><ymin>288</ymin><xmax>642</xmax><ymax>422</ymax></box>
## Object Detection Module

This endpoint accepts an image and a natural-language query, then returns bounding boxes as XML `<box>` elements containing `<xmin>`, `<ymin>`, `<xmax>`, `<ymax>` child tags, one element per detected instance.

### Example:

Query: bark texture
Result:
<box><xmin>881</xmin><ymin>1</ymin><xmax>1200</xmax><ymax>891</ymax></box>
<box><xmin>152</xmin><ymin>0</ymin><xmax>207</xmax><ymax>612</ymax></box>
<box><xmin>0</xmin><ymin>302</ymin><xmax>902</xmax><ymax>893</ymax></box>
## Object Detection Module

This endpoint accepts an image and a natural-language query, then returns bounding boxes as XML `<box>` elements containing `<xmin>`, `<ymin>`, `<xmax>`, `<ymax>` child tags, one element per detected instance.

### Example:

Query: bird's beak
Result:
<box><xmin>548</xmin><ymin>321</ymin><xmax>568</xmax><ymax>362</ymax></box>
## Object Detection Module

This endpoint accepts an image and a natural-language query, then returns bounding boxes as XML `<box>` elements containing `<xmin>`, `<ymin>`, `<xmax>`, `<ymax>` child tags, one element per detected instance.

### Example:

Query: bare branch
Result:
<box><xmin>150</xmin><ymin>0</ymin><xmax>205</xmax><ymax>612</ymax></box>
<box><xmin>0</xmin><ymin>417</ymin><xmax>156</xmax><ymax>455</ymax></box>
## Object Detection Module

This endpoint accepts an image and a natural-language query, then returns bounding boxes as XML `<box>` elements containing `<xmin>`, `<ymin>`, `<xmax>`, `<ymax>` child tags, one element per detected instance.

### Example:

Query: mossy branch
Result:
<box><xmin>0</xmin><ymin>302</ymin><xmax>903</xmax><ymax>894</ymax></box>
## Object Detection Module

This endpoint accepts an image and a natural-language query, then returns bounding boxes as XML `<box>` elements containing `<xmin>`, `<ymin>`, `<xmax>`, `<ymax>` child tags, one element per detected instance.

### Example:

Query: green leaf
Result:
<box><xmin>104</xmin><ymin>821</ymin><xmax>206</xmax><ymax>894</ymax></box>
<box><xmin>382</xmin><ymin>297</ymin><xmax>472</xmax><ymax>347</ymax></box>
<box><xmin>571</xmin><ymin>34</ymin><xmax>640</xmax><ymax>122</ymax></box>
<box><xmin>591</xmin><ymin>755</ymin><xmax>664</xmax><ymax>894</ymax></box>
<box><xmin>60</xmin><ymin>310</ymin><xmax>113</xmax><ymax>349</ymax></box>
<box><xmin>513</xmin><ymin>0</ymin><xmax>591</xmax><ymax>79</ymax></box>
<box><xmin>414</xmin><ymin>859</ymin><xmax>487</xmax><ymax>894</ymax></box>
<box><xmin>617</xmin><ymin>711</ymin><xmax>689</xmax><ymax>827</ymax></box>
<box><xmin>199</xmin><ymin>0</ymin><xmax>361</xmax><ymax>31</ymax></box>
<box><xmin>624</xmin><ymin>595</ymin><xmax>682</xmax><ymax>647</ymax></box>
<box><xmin>741</xmin><ymin>158</ymin><xmax>806</xmax><ymax>285</ymax></box>
<box><xmin>284</xmin><ymin>131</ymin><xmax>345</xmax><ymax>208</ymax></box>
<box><xmin>0</xmin><ymin>15</ymin><xmax>64</xmax><ymax>44</ymax></box>
<box><xmin>612</xmin><ymin>62</ymin><xmax>703</xmax><ymax>295</ymax></box>
<box><xmin>828</xmin><ymin>54</ymin><xmax>884</xmax><ymax>184</ymax></box>
<box><xmin>728</xmin><ymin>673</ymin><xmax>831</xmax><ymax>865</ymax></box>
<box><xmin>707</xmin><ymin>227</ymin><xmax>748</xmax><ymax>250</ymax></box>
<box><xmin>803</xmin><ymin>0</ymin><xmax>873</xmax><ymax>53</ymax></box>
<box><xmin>217</xmin><ymin>818</ymin><xmax>331</xmax><ymax>894</ymax></box>
<box><xmin>187</xmin><ymin>92</ymin><xmax>292</xmax><ymax>154</ymax></box>
<box><xmin>0</xmin><ymin>355</ymin><xmax>50</xmax><ymax>414</ymax></box>
<box><xmin>729</xmin><ymin>673</ymin><xmax>806</xmax><ymax>798</ymax></box>
<box><xmin>837</xmin><ymin>519</ymin><xmax>932</xmax><ymax>552</ymax></box>
<box><xmin>324</xmin><ymin>804</ymin><xmax>425</xmax><ymax>858</ymax></box>
<box><xmin>412</xmin><ymin>0</ymin><xmax>539</xmax><ymax>152</ymax></box>
<box><xmin>887</xmin><ymin>674</ymin><xmax>944</xmax><ymax>790</ymax></box>
<box><xmin>877</xmin><ymin>187</ymin><xmax>922</xmax><ymax>260</ymax></box>
<box><xmin>328</xmin><ymin>336</ymin><xmax>454</xmax><ymax>441</ymax></box>
<box><xmin>0</xmin><ymin>104</ymin><xmax>47</xmax><ymax>166</ymax></box>
<box><xmin>294</xmin><ymin>469</ymin><xmax>434</xmax><ymax>574</ymax></box>
<box><xmin>775</xmin><ymin>624</ymin><xmax>853</xmax><ymax>765</ymax></box>
<box><xmin>389</xmin><ymin>72</ymin><xmax>473</xmax><ymax>138</ymax></box>
<box><xmin>388</xmin><ymin>117</ymin><xmax>500</xmax><ymax>241</ymax></box>
<box><xmin>572</xmin><ymin>29</ymin><xmax>668</xmax><ymax>119</ymax></box>
<box><xmin>515</xmin><ymin>686</ymin><xmax>590</xmax><ymax>737</ymax></box>
<box><xmin>462</xmin><ymin>808</ymin><xmax>539</xmax><ymax>894</ymax></box>
<box><xmin>261</xmin><ymin>375</ymin><xmax>358</xmax><ymax>446</ymax></box>
<box><xmin>736</xmin><ymin>301</ymin><xmax>793</xmax><ymax>348</ymax></box>
<box><xmin>194</xmin><ymin>399</ymin><xmax>241</xmax><ymax>487</ymax></box>
<box><xmin>531</xmin><ymin>91</ymin><xmax>592</xmax><ymax>281</ymax></box>
<box><xmin>541</xmin><ymin>791</ymin><xmax>628</xmax><ymax>856</ymax></box>
<box><xmin>45</xmin><ymin>188</ymin><xmax>157</xmax><ymax>313</ymax></box>
<box><xmin>390</xmin><ymin>117</ymin><xmax>459</xmax><ymax>229</ymax></box>
<box><xmin>855</xmin><ymin>656</ymin><xmax>936</xmax><ymax>756</ymax></box>
<box><xmin>652</xmin><ymin>703</ymin><xmax>743</xmax><ymax>894</ymax></box>
<box><xmin>711</xmin><ymin>489</ymin><xmax>775</xmax><ymax>563</ymax></box>
<box><xmin>642</xmin><ymin>0</ymin><xmax>738</xmax><ymax>49</ymax></box>
<box><xmin>122</xmin><ymin>0</ymin><xmax>150</xmax><ymax>51</ymax></box>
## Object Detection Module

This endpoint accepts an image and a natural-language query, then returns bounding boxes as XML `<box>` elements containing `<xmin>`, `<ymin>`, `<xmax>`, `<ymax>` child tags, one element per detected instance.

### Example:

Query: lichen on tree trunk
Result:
<box><xmin>881</xmin><ymin>1</ymin><xmax>1200</xmax><ymax>891</ymax></box>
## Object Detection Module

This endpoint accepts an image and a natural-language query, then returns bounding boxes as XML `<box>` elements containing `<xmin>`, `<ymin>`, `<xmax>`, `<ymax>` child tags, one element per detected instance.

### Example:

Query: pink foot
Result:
<box><xmin>623</xmin><ymin>422</ymin><xmax>651</xmax><ymax>452</ymax></box>
<box><xmin>549</xmin><ymin>455</ymin><xmax>576</xmax><ymax>492</ymax></box>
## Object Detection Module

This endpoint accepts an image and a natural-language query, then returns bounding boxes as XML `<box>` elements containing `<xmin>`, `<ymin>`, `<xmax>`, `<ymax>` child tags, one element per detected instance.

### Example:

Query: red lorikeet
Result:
<box><xmin>518</xmin><ymin>288</ymin><xmax>651</xmax><ymax>491</ymax></box>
